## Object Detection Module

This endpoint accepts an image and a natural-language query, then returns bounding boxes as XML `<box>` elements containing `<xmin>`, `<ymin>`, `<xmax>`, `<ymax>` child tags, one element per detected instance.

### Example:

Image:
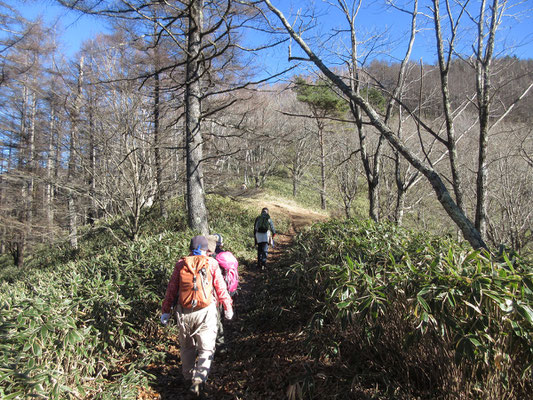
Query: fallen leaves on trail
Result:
<box><xmin>137</xmin><ymin>385</ymin><xmax>160</xmax><ymax>400</ymax></box>
<box><xmin>139</xmin><ymin>207</ymin><xmax>330</xmax><ymax>399</ymax></box>
<box><xmin>137</xmin><ymin>229</ymin><xmax>313</xmax><ymax>399</ymax></box>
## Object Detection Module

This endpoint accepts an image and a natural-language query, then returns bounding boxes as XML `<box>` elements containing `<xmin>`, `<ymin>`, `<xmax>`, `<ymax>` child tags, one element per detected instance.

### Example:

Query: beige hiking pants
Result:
<box><xmin>175</xmin><ymin>302</ymin><xmax>218</xmax><ymax>383</ymax></box>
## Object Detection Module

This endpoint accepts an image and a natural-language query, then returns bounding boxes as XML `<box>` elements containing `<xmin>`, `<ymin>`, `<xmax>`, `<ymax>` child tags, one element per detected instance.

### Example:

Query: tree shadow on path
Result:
<box><xmin>144</xmin><ymin>205</ymin><xmax>327</xmax><ymax>399</ymax></box>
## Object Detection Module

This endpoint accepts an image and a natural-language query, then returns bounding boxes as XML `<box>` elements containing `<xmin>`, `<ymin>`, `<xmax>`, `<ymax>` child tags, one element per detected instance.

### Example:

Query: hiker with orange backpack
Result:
<box><xmin>254</xmin><ymin>207</ymin><xmax>276</xmax><ymax>268</ymax></box>
<box><xmin>207</xmin><ymin>234</ymin><xmax>239</xmax><ymax>353</ymax></box>
<box><xmin>160</xmin><ymin>235</ymin><xmax>233</xmax><ymax>397</ymax></box>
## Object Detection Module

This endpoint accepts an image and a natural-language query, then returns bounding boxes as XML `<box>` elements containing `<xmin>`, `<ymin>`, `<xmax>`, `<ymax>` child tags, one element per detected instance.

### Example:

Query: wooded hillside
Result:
<box><xmin>1</xmin><ymin>0</ymin><xmax>532</xmax><ymax>265</ymax></box>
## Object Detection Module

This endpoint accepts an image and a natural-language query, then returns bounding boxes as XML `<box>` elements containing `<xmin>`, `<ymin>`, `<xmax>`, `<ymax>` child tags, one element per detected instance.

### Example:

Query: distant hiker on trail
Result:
<box><xmin>160</xmin><ymin>235</ymin><xmax>234</xmax><ymax>398</ymax></box>
<box><xmin>207</xmin><ymin>233</ymin><xmax>239</xmax><ymax>354</ymax></box>
<box><xmin>254</xmin><ymin>207</ymin><xmax>276</xmax><ymax>268</ymax></box>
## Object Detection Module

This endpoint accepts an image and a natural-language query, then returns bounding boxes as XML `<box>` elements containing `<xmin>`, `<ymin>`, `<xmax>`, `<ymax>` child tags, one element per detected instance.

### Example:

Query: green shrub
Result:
<box><xmin>287</xmin><ymin>218</ymin><xmax>533</xmax><ymax>398</ymax></box>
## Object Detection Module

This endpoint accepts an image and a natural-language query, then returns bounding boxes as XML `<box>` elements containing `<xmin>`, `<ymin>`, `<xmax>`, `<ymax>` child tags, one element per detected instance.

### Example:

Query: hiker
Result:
<box><xmin>254</xmin><ymin>207</ymin><xmax>276</xmax><ymax>268</ymax></box>
<box><xmin>207</xmin><ymin>233</ymin><xmax>239</xmax><ymax>354</ymax></box>
<box><xmin>160</xmin><ymin>235</ymin><xmax>234</xmax><ymax>397</ymax></box>
<box><xmin>207</xmin><ymin>233</ymin><xmax>224</xmax><ymax>257</ymax></box>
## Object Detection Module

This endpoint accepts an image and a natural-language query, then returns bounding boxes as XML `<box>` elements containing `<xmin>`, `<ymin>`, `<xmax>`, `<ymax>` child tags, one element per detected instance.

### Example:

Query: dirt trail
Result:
<box><xmin>142</xmin><ymin>198</ymin><xmax>328</xmax><ymax>399</ymax></box>
<box><xmin>253</xmin><ymin>199</ymin><xmax>328</xmax><ymax>232</ymax></box>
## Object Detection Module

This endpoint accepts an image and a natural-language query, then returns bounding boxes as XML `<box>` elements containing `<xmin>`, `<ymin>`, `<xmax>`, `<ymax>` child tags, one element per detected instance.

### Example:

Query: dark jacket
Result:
<box><xmin>254</xmin><ymin>212</ymin><xmax>276</xmax><ymax>237</ymax></box>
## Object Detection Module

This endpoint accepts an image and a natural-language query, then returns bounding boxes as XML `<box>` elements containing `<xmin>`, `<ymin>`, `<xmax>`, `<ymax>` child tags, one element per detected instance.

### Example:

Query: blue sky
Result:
<box><xmin>9</xmin><ymin>0</ymin><xmax>533</xmax><ymax>64</ymax></box>
<box><xmin>9</xmin><ymin>0</ymin><xmax>110</xmax><ymax>56</ymax></box>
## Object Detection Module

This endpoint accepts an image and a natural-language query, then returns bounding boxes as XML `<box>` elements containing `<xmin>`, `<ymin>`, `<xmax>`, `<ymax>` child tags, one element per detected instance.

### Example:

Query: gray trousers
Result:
<box><xmin>176</xmin><ymin>302</ymin><xmax>218</xmax><ymax>383</ymax></box>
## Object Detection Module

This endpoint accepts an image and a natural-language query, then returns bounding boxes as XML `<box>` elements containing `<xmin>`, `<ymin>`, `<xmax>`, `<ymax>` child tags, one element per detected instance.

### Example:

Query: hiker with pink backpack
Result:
<box><xmin>207</xmin><ymin>234</ymin><xmax>239</xmax><ymax>353</ymax></box>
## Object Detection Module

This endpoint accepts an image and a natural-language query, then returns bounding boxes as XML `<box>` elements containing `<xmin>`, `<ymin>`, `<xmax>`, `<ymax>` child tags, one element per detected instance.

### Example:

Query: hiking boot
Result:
<box><xmin>188</xmin><ymin>379</ymin><xmax>204</xmax><ymax>398</ymax></box>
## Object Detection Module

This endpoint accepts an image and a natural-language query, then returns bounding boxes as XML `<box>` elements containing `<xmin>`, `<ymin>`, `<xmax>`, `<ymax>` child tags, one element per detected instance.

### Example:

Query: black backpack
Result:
<box><xmin>256</xmin><ymin>214</ymin><xmax>270</xmax><ymax>233</ymax></box>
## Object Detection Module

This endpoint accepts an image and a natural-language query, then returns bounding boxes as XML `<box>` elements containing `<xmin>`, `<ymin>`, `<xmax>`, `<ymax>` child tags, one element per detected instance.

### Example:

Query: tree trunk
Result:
<box><xmin>433</xmin><ymin>0</ymin><xmax>465</xmax><ymax>212</ymax></box>
<box><xmin>14</xmin><ymin>241</ymin><xmax>24</xmax><ymax>267</ymax></box>
<box><xmin>16</xmin><ymin>85</ymin><xmax>28</xmax><ymax>266</ymax></box>
<box><xmin>152</xmin><ymin>30</ymin><xmax>166</xmax><ymax>218</ymax></box>
<box><xmin>347</xmin><ymin>17</ymin><xmax>381</xmax><ymax>222</ymax></box>
<box><xmin>46</xmin><ymin>107</ymin><xmax>55</xmax><ymax>235</ymax></box>
<box><xmin>27</xmin><ymin>93</ymin><xmax>36</xmax><ymax>237</ymax></box>
<box><xmin>392</xmin><ymin>106</ymin><xmax>410</xmax><ymax>227</ymax></box>
<box><xmin>154</xmin><ymin>68</ymin><xmax>165</xmax><ymax>216</ymax></box>
<box><xmin>318</xmin><ymin>123</ymin><xmax>327</xmax><ymax>210</ymax></box>
<box><xmin>345</xmin><ymin>203</ymin><xmax>352</xmax><ymax>219</ymax></box>
<box><xmin>185</xmin><ymin>0</ymin><xmax>209</xmax><ymax>235</ymax></box>
<box><xmin>292</xmin><ymin>165</ymin><xmax>298</xmax><ymax>197</ymax></box>
<box><xmin>354</xmin><ymin>100</ymin><xmax>382</xmax><ymax>222</ymax></box>
<box><xmin>244</xmin><ymin>151</ymin><xmax>249</xmax><ymax>186</ymax></box>
<box><xmin>475</xmin><ymin>0</ymin><xmax>498</xmax><ymax>241</ymax></box>
<box><xmin>68</xmin><ymin>57</ymin><xmax>84</xmax><ymax>249</ymax></box>
<box><xmin>476</xmin><ymin>97</ymin><xmax>489</xmax><ymax>239</ymax></box>
<box><xmin>87</xmin><ymin>103</ymin><xmax>97</xmax><ymax>225</ymax></box>
<box><xmin>395</xmin><ymin>186</ymin><xmax>406</xmax><ymax>226</ymax></box>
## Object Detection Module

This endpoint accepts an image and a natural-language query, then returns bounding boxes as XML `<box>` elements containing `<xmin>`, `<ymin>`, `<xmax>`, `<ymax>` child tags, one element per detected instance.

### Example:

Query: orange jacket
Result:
<box><xmin>161</xmin><ymin>255</ymin><xmax>233</xmax><ymax>314</ymax></box>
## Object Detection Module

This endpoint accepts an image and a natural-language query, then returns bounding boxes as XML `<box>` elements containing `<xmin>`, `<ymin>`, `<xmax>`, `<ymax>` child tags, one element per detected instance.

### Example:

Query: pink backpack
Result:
<box><xmin>216</xmin><ymin>251</ymin><xmax>239</xmax><ymax>293</ymax></box>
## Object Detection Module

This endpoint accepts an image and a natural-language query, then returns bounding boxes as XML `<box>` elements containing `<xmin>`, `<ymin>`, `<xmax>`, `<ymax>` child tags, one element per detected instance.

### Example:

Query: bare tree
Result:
<box><xmin>285</xmin><ymin>122</ymin><xmax>315</xmax><ymax>197</ymax></box>
<box><xmin>333</xmin><ymin>132</ymin><xmax>361</xmax><ymax>218</ymax></box>
<box><xmin>0</xmin><ymin>2</ymin><xmax>35</xmax><ymax>86</ymax></box>
<box><xmin>262</xmin><ymin>0</ymin><xmax>487</xmax><ymax>249</ymax></box>
<box><xmin>0</xmin><ymin>20</ymin><xmax>60</xmax><ymax>264</ymax></box>
<box><xmin>57</xmin><ymin>0</ymin><xmax>264</xmax><ymax>235</ymax></box>
<box><xmin>337</xmin><ymin>0</ymin><xmax>384</xmax><ymax>221</ymax></box>
<box><xmin>487</xmin><ymin>146</ymin><xmax>532</xmax><ymax>252</ymax></box>
<box><xmin>65</xmin><ymin>57</ymin><xmax>84</xmax><ymax>249</ymax></box>
<box><xmin>235</xmin><ymin>90</ymin><xmax>285</xmax><ymax>188</ymax></box>
<box><xmin>293</xmin><ymin>76</ymin><xmax>347</xmax><ymax>209</ymax></box>
<box><xmin>75</xmin><ymin>34</ymin><xmax>163</xmax><ymax>241</ymax></box>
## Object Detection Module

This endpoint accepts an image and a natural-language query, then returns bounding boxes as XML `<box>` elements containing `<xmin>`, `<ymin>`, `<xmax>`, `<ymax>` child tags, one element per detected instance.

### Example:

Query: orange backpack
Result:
<box><xmin>179</xmin><ymin>256</ymin><xmax>213</xmax><ymax>309</ymax></box>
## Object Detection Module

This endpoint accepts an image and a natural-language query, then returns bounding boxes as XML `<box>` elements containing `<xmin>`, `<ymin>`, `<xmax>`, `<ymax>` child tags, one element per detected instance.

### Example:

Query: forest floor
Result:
<box><xmin>140</xmin><ymin>195</ymin><xmax>329</xmax><ymax>399</ymax></box>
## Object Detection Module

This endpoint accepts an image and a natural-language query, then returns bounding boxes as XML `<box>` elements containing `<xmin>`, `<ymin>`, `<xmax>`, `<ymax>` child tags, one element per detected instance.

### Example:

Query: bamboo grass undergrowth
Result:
<box><xmin>286</xmin><ymin>218</ymin><xmax>532</xmax><ymax>399</ymax></box>
<box><xmin>0</xmin><ymin>195</ymin><xmax>264</xmax><ymax>399</ymax></box>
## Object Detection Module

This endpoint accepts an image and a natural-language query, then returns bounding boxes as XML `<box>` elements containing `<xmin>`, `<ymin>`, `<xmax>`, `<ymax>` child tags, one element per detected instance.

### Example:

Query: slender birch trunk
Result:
<box><xmin>343</xmin><ymin>2</ymin><xmax>382</xmax><ymax>222</ymax></box>
<box><xmin>318</xmin><ymin>121</ymin><xmax>327</xmax><ymax>210</ymax></box>
<box><xmin>433</xmin><ymin>0</ymin><xmax>465</xmax><ymax>212</ymax></box>
<box><xmin>475</xmin><ymin>0</ymin><xmax>499</xmax><ymax>240</ymax></box>
<box><xmin>46</xmin><ymin>107</ymin><xmax>55</xmax><ymax>235</ymax></box>
<box><xmin>67</xmin><ymin>57</ymin><xmax>84</xmax><ymax>249</ymax></box>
